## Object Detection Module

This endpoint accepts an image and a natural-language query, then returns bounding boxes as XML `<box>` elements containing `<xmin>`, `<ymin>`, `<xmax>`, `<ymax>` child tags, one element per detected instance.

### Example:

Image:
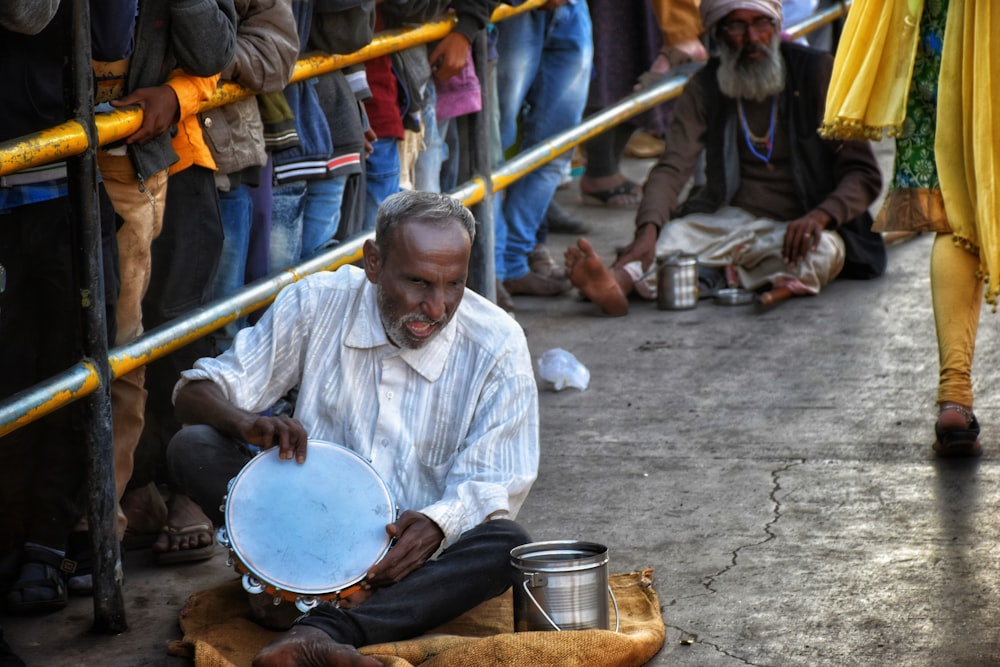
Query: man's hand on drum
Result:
<box><xmin>175</xmin><ymin>380</ymin><xmax>309</xmax><ymax>463</ymax></box>
<box><xmin>239</xmin><ymin>414</ymin><xmax>309</xmax><ymax>463</ymax></box>
<box><xmin>364</xmin><ymin>510</ymin><xmax>445</xmax><ymax>590</ymax></box>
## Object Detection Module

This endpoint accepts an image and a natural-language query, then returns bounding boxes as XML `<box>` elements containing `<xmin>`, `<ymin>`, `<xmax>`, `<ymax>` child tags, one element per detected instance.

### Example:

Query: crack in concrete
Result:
<box><xmin>666</xmin><ymin>460</ymin><xmax>804</xmax><ymax>665</ymax></box>
<box><xmin>702</xmin><ymin>459</ymin><xmax>803</xmax><ymax>594</ymax></box>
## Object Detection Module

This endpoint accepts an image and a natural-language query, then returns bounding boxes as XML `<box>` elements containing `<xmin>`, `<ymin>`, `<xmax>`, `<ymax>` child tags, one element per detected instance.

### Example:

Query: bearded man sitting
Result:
<box><xmin>564</xmin><ymin>0</ymin><xmax>887</xmax><ymax>315</ymax></box>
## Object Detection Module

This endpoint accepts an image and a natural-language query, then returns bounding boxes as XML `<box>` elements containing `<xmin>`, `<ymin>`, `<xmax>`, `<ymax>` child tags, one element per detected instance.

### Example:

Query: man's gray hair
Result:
<box><xmin>374</xmin><ymin>190</ymin><xmax>477</xmax><ymax>253</ymax></box>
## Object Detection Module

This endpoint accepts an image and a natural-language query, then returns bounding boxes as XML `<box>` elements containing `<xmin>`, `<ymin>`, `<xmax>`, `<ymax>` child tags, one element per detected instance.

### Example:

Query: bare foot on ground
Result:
<box><xmin>565</xmin><ymin>238</ymin><xmax>629</xmax><ymax>316</ymax></box>
<box><xmin>152</xmin><ymin>493</ymin><xmax>214</xmax><ymax>560</ymax></box>
<box><xmin>253</xmin><ymin>625</ymin><xmax>382</xmax><ymax>667</ymax></box>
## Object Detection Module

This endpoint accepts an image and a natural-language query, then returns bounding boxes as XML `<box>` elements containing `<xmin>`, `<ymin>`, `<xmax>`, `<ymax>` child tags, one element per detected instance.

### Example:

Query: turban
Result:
<box><xmin>700</xmin><ymin>0</ymin><xmax>783</xmax><ymax>32</ymax></box>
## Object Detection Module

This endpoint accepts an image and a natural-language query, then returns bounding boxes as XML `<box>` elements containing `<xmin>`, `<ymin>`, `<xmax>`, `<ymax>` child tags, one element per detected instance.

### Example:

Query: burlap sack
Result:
<box><xmin>173</xmin><ymin>568</ymin><xmax>665</xmax><ymax>667</ymax></box>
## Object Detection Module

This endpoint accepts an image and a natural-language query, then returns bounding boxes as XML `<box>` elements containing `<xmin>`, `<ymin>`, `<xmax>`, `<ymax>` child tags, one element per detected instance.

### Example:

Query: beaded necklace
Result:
<box><xmin>737</xmin><ymin>96</ymin><xmax>777</xmax><ymax>163</ymax></box>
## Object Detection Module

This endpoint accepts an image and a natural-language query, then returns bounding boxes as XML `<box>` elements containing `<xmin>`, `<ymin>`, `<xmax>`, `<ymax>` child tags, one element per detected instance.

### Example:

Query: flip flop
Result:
<box><xmin>153</xmin><ymin>523</ymin><xmax>216</xmax><ymax>565</ymax></box>
<box><xmin>580</xmin><ymin>179</ymin><xmax>642</xmax><ymax>208</ymax></box>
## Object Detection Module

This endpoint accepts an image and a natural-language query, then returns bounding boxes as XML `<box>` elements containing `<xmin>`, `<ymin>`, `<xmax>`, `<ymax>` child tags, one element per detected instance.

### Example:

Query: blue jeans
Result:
<box><xmin>246</xmin><ymin>157</ymin><xmax>274</xmax><ymax>285</ymax></box>
<box><xmin>414</xmin><ymin>85</ymin><xmax>445</xmax><ymax>193</ymax></box>
<box><xmin>213</xmin><ymin>185</ymin><xmax>254</xmax><ymax>350</ymax></box>
<box><xmin>271</xmin><ymin>175</ymin><xmax>347</xmax><ymax>271</ymax></box>
<box><xmin>494</xmin><ymin>2</ymin><xmax>592</xmax><ymax>280</ymax></box>
<box><xmin>364</xmin><ymin>137</ymin><xmax>401</xmax><ymax>232</ymax></box>
<box><xmin>413</xmin><ymin>87</ymin><xmax>459</xmax><ymax>194</ymax></box>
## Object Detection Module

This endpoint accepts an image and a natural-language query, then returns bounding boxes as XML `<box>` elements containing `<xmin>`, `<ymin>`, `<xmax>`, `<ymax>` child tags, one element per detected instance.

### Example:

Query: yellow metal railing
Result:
<box><xmin>0</xmin><ymin>0</ymin><xmax>548</xmax><ymax>177</ymax></box>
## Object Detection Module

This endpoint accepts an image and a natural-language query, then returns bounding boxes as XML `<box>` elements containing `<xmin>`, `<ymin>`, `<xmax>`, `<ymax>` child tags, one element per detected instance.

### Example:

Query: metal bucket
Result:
<box><xmin>657</xmin><ymin>253</ymin><xmax>699</xmax><ymax>310</ymax></box>
<box><xmin>511</xmin><ymin>540</ymin><xmax>618</xmax><ymax>632</ymax></box>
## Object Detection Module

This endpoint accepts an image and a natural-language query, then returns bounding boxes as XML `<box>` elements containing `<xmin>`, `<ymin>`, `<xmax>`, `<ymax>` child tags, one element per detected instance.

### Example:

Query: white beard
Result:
<box><xmin>716</xmin><ymin>32</ymin><xmax>785</xmax><ymax>102</ymax></box>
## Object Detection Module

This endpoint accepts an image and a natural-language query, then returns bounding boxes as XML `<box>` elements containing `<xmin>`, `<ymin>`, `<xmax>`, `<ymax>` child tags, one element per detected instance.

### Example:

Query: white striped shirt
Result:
<box><xmin>176</xmin><ymin>265</ymin><xmax>539</xmax><ymax>545</ymax></box>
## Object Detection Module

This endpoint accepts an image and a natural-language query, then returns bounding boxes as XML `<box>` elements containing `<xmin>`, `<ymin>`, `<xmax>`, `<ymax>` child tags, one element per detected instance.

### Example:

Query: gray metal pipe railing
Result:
<box><xmin>68</xmin><ymin>0</ymin><xmax>126</xmax><ymax>632</ymax></box>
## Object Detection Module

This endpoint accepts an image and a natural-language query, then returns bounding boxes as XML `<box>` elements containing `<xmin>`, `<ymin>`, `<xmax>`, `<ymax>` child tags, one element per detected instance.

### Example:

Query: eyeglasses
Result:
<box><xmin>718</xmin><ymin>17</ymin><xmax>776</xmax><ymax>37</ymax></box>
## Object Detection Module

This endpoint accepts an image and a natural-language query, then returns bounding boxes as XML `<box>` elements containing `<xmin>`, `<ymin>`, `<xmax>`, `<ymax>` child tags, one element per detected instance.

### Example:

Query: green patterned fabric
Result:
<box><xmin>891</xmin><ymin>0</ymin><xmax>948</xmax><ymax>191</ymax></box>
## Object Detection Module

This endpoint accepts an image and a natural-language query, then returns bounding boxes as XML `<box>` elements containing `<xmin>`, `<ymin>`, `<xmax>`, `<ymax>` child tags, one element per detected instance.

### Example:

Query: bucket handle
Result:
<box><xmin>521</xmin><ymin>579</ymin><xmax>620</xmax><ymax>633</ymax></box>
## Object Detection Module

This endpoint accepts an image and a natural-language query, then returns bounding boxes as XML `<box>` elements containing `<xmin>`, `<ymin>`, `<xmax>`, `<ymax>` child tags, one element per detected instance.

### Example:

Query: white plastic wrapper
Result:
<box><xmin>536</xmin><ymin>348</ymin><xmax>590</xmax><ymax>391</ymax></box>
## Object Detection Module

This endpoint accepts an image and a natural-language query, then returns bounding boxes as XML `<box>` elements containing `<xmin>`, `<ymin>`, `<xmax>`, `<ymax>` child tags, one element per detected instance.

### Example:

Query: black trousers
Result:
<box><xmin>131</xmin><ymin>165</ymin><xmax>223</xmax><ymax>489</ymax></box>
<box><xmin>0</xmin><ymin>188</ymin><xmax>118</xmax><ymax>550</ymax></box>
<box><xmin>166</xmin><ymin>424</ymin><xmax>532</xmax><ymax>647</ymax></box>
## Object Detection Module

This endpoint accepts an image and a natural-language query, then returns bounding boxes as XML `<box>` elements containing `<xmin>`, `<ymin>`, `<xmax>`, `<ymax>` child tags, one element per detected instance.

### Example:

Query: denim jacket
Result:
<box><xmin>272</xmin><ymin>0</ymin><xmax>335</xmax><ymax>184</ymax></box>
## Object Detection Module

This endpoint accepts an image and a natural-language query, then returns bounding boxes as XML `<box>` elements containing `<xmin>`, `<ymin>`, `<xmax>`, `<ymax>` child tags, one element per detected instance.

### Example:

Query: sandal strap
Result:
<box><xmin>23</xmin><ymin>545</ymin><xmax>76</xmax><ymax>575</ymax></box>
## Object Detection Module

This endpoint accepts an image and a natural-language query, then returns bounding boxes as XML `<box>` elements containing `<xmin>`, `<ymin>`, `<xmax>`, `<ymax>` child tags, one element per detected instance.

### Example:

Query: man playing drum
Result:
<box><xmin>164</xmin><ymin>190</ymin><xmax>539</xmax><ymax>666</ymax></box>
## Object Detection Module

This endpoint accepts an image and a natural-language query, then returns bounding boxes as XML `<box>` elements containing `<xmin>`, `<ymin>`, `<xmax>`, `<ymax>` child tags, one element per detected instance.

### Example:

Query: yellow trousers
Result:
<box><xmin>649</xmin><ymin>0</ymin><xmax>703</xmax><ymax>46</ymax></box>
<box><xmin>931</xmin><ymin>233</ymin><xmax>984</xmax><ymax>407</ymax></box>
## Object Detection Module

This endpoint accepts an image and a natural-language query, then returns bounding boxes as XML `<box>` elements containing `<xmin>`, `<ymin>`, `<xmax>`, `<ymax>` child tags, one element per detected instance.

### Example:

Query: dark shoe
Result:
<box><xmin>504</xmin><ymin>271</ymin><xmax>572</xmax><ymax>297</ymax></box>
<box><xmin>0</xmin><ymin>627</ymin><xmax>25</xmax><ymax>667</ymax></box>
<box><xmin>545</xmin><ymin>201</ymin><xmax>591</xmax><ymax>234</ymax></box>
<box><xmin>495</xmin><ymin>280</ymin><xmax>515</xmax><ymax>312</ymax></box>
<box><xmin>5</xmin><ymin>545</ymin><xmax>69</xmax><ymax>614</ymax></box>
<box><xmin>697</xmin><ymin>266</ymin><xmax>727</xmax><ymax>298</ymax></box>
<box><xmin>933</xmin><ymin>402</ymin><xmax>982</xmax><ymax>458</ymax></box>
<box><xmin>528</xmin><ymin>243</ymin><xmax>565</xmax><ymax>280</ymax></box>
<box><xmin>580</xmin><ymin>178</ymin><xmax>643</xmax><ymax>208</ymax></box>
<box><xmin>65</xmin><ymin>531</ymin><xmax>93</xmax><ymax>596</ymax></box>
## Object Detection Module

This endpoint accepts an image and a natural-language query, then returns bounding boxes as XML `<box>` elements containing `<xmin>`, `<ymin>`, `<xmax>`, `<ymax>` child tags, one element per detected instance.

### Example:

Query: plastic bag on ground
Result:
<box><xmin>537</xmin><ymin>348</ymin><xmax>590</xmax><ymax>391</ymax></box>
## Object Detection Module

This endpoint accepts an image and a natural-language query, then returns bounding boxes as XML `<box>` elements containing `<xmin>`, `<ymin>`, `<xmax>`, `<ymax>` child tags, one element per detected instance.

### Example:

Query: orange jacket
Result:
<box><xmin>165</xmin><ymin>69</ymin><xmax>220</xmax><ymax>175</ymax></box>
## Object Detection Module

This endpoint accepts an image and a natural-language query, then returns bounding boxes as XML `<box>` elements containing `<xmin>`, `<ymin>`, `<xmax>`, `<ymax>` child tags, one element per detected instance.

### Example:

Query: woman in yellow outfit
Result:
<box><xmin>821</xmin><ymin>0</ymin><xmax>999</xmax><ymax>457</ymax></box>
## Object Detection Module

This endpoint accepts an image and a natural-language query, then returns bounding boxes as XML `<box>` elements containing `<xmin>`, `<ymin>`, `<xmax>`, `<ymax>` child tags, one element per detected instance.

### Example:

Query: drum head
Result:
<box><xmin>225</xmin><ymin>440</ymin><xmax>395</xmax><ymax>596</ymax></box>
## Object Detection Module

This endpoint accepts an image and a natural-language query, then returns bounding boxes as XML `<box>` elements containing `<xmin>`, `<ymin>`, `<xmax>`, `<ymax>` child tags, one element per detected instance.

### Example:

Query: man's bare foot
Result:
<box><xmin>253</xmin><ymin>625</ymin><xmax>381</xmax><ymax>667</ymax></box>
<box><xmin>121</xmin><ymin>481</ymin><xmax>168</xmax><ymax>549</ymax></box>
<box><xmin>565</xmin><ymin>238</ymin><xmax>629</xmax><ymax>316</ymax></box>
<box><xmin>152</xmin><ymin>493</ymin><xmax>215</xmax><ymax>564</ymax></box>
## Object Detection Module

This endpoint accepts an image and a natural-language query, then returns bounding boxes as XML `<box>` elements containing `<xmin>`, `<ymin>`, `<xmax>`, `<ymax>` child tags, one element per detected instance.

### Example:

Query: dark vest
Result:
<box><xmin>679</xmin><ymin>41</ymin><xmax>886</xmax><ymax>280</ymax></box>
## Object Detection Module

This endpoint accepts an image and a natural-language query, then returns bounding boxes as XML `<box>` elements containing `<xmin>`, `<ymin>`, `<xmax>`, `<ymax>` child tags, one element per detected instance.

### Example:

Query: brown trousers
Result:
<box><xmin>95</xmin><ymin>152</ymin><xmax>168</xmax><ymax>535</ymax></box>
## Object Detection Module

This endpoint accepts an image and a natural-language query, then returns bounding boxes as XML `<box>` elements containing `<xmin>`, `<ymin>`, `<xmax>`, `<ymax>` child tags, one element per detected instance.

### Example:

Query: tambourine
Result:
<box><xmin>217</xmin><ymin>440</ymin><xmax>396</xmax><ymax>612</ymax></box>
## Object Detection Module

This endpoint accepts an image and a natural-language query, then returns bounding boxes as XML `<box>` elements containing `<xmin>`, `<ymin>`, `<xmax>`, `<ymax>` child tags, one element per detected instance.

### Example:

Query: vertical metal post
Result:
<box><xmin>69</xmin><ymin>0</ymin><xmax>127</xmax><ymax>633</ymax></box>
<box><xmin>460</xmin><ymin>30</ymin><xmax>496</xmax><ymax>299</ymax></box>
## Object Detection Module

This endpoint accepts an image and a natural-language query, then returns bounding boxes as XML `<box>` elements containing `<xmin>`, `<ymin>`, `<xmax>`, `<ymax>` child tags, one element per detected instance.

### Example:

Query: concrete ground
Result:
<box><xmin>6</xmin><ymin>153</ymin><xmax>1000</xmax><ymax>666</ymax></box>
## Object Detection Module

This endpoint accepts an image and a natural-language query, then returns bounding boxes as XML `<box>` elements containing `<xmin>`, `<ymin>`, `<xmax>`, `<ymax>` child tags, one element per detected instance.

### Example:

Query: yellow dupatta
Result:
<box><xmin>818</xmin><ymin>0</ymin><xmax>924</xmax><ymax>140</ymax></box>
<box><xmin>823</xmin><ymin>0</ymin><xmax>1000</xmax><ymax>306</ymax></box>
<box><xmin>935</xmin><ymin>0</ymin><xmax>1000</xmax><ymax>305</ymax></box>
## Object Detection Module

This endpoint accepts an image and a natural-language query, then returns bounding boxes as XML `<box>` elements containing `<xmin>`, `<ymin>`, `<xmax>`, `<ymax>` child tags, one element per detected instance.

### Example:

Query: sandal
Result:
<box><xmin>529</xmin><ymin>243</ymin><xmax>565</xmax><ymax>280</ymax></box>
<box><xmin>5</xmin><ymin>545</ymin><xmax>70</xmax><ymax>614</ymax></box>
<box><xmin>933</xmin><ymin>402</ymin><xmax>982</xmax><ymax>458</ymax></box>
<box><xmin>580</xmin><ymin>179</ymin><xmax>643</xmax><ymax>208</ymax></box>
